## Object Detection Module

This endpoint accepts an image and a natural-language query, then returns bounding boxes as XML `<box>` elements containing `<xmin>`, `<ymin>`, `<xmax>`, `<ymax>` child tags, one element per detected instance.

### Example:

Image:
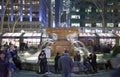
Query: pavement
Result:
<box><xmin>13</xmin><ymin>70</ymin><xmax>112</xmax><ymax>77</ymax></box>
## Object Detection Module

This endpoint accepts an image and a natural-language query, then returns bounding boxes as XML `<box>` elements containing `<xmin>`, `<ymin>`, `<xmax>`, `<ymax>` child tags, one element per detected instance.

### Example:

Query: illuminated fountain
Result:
<box><xmin>20</xmin><ymin>28</ymin><xmax>92</xmax><ymax>63</ymax></box>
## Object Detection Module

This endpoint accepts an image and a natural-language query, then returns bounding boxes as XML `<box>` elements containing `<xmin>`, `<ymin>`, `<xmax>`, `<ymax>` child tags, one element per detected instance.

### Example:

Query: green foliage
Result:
<box><xmin>29</xmin><ymin>46</ymin><xmax>38</xmax><ymax>52</ymax></box>
<box><xmin>87</xmin><ymin>45</ymin><xmax>93</xmax><ymax>52</ymax></box>
<box><xmin>112</xmin><ymin>45</ymin><xmax>120</xmax><ymax>57</ymax></box>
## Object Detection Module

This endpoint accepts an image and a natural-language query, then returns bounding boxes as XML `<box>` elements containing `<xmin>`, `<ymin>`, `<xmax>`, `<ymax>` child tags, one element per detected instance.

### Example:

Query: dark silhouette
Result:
<box><xmin>38</xmin><ymin>50</ymin><xmax>47</xmax><ymax>74</ymax></box>
<box><xmin>54</xmin><ymin>52</ymin><xmax>61</xmax><ymax>73</ymax></box>
<box><xmin>89</xmin><ymin>52</ymin><xmax>97</xmax><ymax>73</ymax></box>
<box><xmin>0</xmin><ymin>51</ymin><xmax>9</xmax><ymax>77</ymax></box>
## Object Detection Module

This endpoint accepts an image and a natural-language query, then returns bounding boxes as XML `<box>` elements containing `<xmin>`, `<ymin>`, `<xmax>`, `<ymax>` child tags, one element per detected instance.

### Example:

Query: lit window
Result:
<box><xmin>71</xmin><ymin>15</ymin><xmax>80</xmax><ymax>19</ymax></box>
<box><xmin>107</xmin><ymin>9</ymin><xmax>113</xmax><ymax>12</ymax></box>
<box><xmin>85</xmin><ymin>23</ymin><xmax>91</xmax><ymax>27</ymax></box>
<box><xmin>107</xmin><ymin>2</ymin><xmax>113</xmax><ymax>5</ymax></box>
<box><xmin>118</xmin><ymin>23</ymin><xmax>120</xmax><ymax>27</ymax></box>
<box><xmin>96</xmin><ymin>23</ymin><xmax>102</xmax><ymax>27</ymax></box>
<box><xmin>85</xmin><ymin>8</ymin><xmax>91</xmax><ymax>12</ymax></box>
<box><xmin>76</xmin><ymin>9</ymin><xmax>79</xmax><ymax>12</ymax></box>
<box><xmin>85</xmin><ymin>6</ymin><xmax>92</xmax><ymax>13</ymax></box>
<box><xmin>0</xmin><ymin>5</ymin><xmax>1</xmax><ymax>9</ymax></box>
<box><xmin>96</xmin><ymin>9</ymin><xmax>102</xmax><ymax>12</ymax></box>
<box><xmin>96</xmin><ymin>29</ymin><xmax>102</xmax><ymax>33</ymax></box>
<box><xmin>85</xmin><ymin>29</ymin><xmax>91</xmax><ymax>33</ymax></box>
<box><xmin>107</xmin><ymin>23</ymin><xmax>114</xmax><ymax>27</ymax></box>
<box><xmin>71</xmin><ymin>23</ymin><xmax>80</xmax><ymax>27</ymax></box>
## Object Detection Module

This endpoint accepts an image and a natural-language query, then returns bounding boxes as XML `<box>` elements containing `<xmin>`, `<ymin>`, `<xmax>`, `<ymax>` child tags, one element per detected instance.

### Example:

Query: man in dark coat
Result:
<box><xmin>58</xmin><ymin>50</ymin><xmax>74</xmax><ymax>77</ymax></box>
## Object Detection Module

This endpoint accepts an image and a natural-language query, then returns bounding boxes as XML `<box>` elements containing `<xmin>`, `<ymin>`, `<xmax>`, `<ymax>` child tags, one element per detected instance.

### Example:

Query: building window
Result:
<box><xmin>0</xmin><ymin>5</ymin><xmax>2</xmax><ymax>9</ymax></box>
<box><xmin>96</xmin><ymin>23</ymin><xmax>102</xmax><ymax>27</ymax></box>
<box><xmin>76</xmin><ymin>9</ymin><xmax>79</xmax><ymax>12</ymax></box>
<box><xmin>32</xmin><ymin>1</ymin><xmax>39</xmax><ymax>4</ymax></box>
<box><xmin>85</xmin><ymin>23</ymin><xmax>91</xmax><ymax>27</ymax></box>
<box><xmin>107</xmin><ymin>9</ymin><xmax>113</xmax><ymax>12</ymax></box>
<box><xmin>85</xmin><ymin>6</ymin><xmax>92</xmax><ymax>13</ymax></box>
<box><xmin>118</xmin><ymin>23</ymin><xmax>120</xmax><ymax>27</ymax></box>
<box><xmin>71</xmin><ymin>23</ymin><xmax>80</xmax><ymax>27</ymax></box>
<box><xmin>85</xmin><ymin>29</ymin><xmax>91</xmax><ymax>33</ymax></box>
<box><xmin>107</xmin><ymin>2</ymin><xmax>113</xmax><ymax>5</ymax></box>
<box><xmin>107</xmin><ymin>23</ymin><xmax>114</xmax><ymax>27</ymax></box>
<box><xmin>96</xmin><ymin>9</ymin><xmax>102</xmax><ymax>12</ymax></box>
<box><xmin>71</xmin><ymin>15</ymin><xmax>80</xmax><ymax>19</ymax></box>
<box><xmin>96</xmin><ymin>29</ymin><xmax>102</xmax><ymax>33</ymax></box>
<box><xmin>85</xmin><ymin>8</ymin><xmax>91</xmax><ymax>13</ymax></box>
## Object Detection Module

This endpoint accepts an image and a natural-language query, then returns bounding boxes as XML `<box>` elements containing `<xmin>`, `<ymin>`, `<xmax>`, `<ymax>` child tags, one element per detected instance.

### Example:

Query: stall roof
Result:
<box><xmin>3</xmin><ymin>33</ymin><xmax>22</xmax><ymax>37</ymax></box>
<box><xmin>79</xmin><ymin>33</ymin><xmax>96</xmax><ymax>37</ymax></box>
<box><xmin>115</xmin><ymin>33</ymin><xmax>120</xmax><ymax>37</ymax></box>
<box><xmin>23</xmin><ymin>33</ymin><xmax>41</xmax><ymax>37</ymax></box>
<box><xmin>97</xmin><ymin>33</ymin><xmax>116</xmax><ymax>37</ymax></box>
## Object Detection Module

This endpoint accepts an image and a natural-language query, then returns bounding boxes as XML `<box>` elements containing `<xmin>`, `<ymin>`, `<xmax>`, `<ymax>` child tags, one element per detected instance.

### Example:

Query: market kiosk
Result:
<box><xmin>2</xmin><ymin>33</ymin><xmax>23</xmax><ymax>47</ymax></box>
<box><xmin>23</xmin><ymin>33</ymin><xmax>47</xmax><ymax>47</ymax></box>
<box><xmin>115</xmin><ymin>33</ymin><xmax>120</xmax><ymax>45</ymax></box>
<box><xmin>78</xmin><ymin>33</ymin><xmax>97</xmax><ymax>46</ymax></box>
<box><xmin>96</xmin><ymin>33</ymin><xmax>116</xmax><ymax>47</ymax></box>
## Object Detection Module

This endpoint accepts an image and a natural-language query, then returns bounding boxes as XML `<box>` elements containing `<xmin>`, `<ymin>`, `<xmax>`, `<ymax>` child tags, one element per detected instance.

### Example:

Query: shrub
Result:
<box><xmin>112</xmin><ymin>45</ymin><xmax>120</xmax><ymax>57</ymax></box>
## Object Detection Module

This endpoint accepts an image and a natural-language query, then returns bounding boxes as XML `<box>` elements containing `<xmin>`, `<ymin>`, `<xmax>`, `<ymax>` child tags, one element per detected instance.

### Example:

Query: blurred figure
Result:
<box><xmin>58</xmin><ymin>50</ymin><xmax>74</xmax><ymax>77</ymax></box>
<box><xmin>74</xmin><ymin>51</ymin><xmax>84</xmax><ymax>71</ymax></box>
<box><xmin>74</xmin><ymin>51</ymin><xmax>81</xmax><ymax>62</ymax></box>
<box><xmin>38</xmin><ymin>50</ymin><xmax>47</xmax><ymax>74</ymax></box>
<box><xmin>105</xmin><ymin>60</ymin><xmax>112</xmax><ymax>70</ymax></box>
<box><xmin>83</xmin><ymin>52</ymin><xmax>92</xmax><ymax>73</ymax></box>
<box><xmin>8</xmin><ymin>57</ymin><xmax>16</xmax><ymax>77</ymax></box>
<box><xmin>54</xmin><ymin>52</ymin><xmax>61</xmax><ymax>73</ymax></box>
<box><xmin>0</xmin><ymin>51</ymin><xmax>9</xmax><ymax>77</ymax></box>
<box><xmin>89</xmin><ymin>52</ymin><xmax>97</xmax><ymax>73</ymax></box>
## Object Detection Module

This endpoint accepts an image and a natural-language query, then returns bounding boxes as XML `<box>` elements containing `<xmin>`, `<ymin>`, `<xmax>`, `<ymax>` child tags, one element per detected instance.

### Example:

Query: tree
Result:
<box><xmin>0</xmin><ymin>0</ymin><xmax>20</xmax><ymax>33</ymax></box>
<box><xmin>91</xmin><ymin>0</ymin><xmax>106</xmax><ymax>32</ymax></box>
<box><xmin>0</xmin><ymin>0</ymin><xmax>10</xmax><ymax>32</ymax></box>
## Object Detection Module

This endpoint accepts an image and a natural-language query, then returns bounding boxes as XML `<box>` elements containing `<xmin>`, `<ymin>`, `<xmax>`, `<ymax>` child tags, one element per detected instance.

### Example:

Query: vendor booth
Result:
<box><xmin>78</xmin><ymin>33</ymin><xmax>97</xmax><ymax>46</ymax></box>
<box><xmin>23</xmin><ymin>33</ymin><xmax>47</xmax><ymax>47</ymax></box>
<box><xmin>97</xmin><ymin>33</ymin><xmax>116</xmax><ymax>46</ymax></box>
<box><xmin>115</xmin><ymin>33</ymin><xmax>120</xmax><ymax>45</ymax></box>
<box><xmin>2</xmin><ymin>33</ymin><xmax>23</xmax><ymax>47</ymax></box>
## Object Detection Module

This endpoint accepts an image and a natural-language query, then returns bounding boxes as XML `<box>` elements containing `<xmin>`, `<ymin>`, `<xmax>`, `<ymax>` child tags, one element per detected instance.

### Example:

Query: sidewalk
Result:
<box><xmin>13</xmin><ymin>70</ymin><xmax>112</xmax><ymax>77</ymax></box>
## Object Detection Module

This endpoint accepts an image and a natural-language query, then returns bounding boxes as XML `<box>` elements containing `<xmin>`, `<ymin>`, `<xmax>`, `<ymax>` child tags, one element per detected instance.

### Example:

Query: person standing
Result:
<box><xmin>0</xmin><ymin>51</ymin><xmax>9</xmax><ymax>77</ymax></box>
<box><xmin>54</xmin><ymin>52</ymin><xmax>61</xmax><ymax>73</ymax></box>
<box><xmin>89</xmin><ymin>52</ymin><xmax>97</xmax><ymax>73</ymax></box>
<box><xmin>83</xmin><ymin>52</ymin><xmax>92</xmax><ymax>73</ymax></box>
<box><xmin>74</xmin><ymin>51</ymin><xmax>81</xmax><ymax>62</ymax></box>
<box><xmin>38</xmin><ymin>50</ymin><xmax>47</xmax><ymax>74</ymax></box>
<box><xmin>8</xmin><ymin>57</ymin><xmax>16</xmax><ymax>77</ymax></box>
<box><xmin>58</xmin><ymin>50</ymin><xmax>74</xmax><ymax>77</ymax></box>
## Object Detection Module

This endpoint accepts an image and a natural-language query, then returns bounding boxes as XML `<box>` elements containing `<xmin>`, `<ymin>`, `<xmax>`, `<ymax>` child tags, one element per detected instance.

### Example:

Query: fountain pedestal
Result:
<box><xmin>46</xmin><ymin>28</ymin><xmax>79</xmax><ymax>55</ymax></box>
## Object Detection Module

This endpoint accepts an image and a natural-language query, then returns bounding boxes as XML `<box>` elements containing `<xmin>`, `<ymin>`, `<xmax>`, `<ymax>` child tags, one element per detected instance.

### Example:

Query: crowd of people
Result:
<box><xmin>0</xmin><ymin>42</ymin><xmax>21</xmax><ymax>77</ymax></box>
<box><xmin>37</xmin><ymin>49</ymin><xmax>98</xmax><ymax>77</ymax></box>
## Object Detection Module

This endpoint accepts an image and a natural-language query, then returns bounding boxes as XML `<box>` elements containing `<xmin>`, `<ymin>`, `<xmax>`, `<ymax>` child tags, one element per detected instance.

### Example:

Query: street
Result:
<box><xmin>13</xmin><ymin>70</ymin><xmax>112</xmax><ymax>77</ymax></box>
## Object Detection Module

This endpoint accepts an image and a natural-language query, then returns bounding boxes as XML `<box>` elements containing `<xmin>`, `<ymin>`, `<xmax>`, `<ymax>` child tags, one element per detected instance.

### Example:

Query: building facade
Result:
<box><xmin>0</xmin><ymin>0</ymin><xmax>120</xmax><ymax>33</ymax></box>
<box><xmin>70</xmin><ymin>0</ymin><xmax>120</xmax><ymax>33</ymax></box>
<box><xmin>0</xmin><ymin>0</ymin><xmax>49</xmax><ymax>32</ymax></box>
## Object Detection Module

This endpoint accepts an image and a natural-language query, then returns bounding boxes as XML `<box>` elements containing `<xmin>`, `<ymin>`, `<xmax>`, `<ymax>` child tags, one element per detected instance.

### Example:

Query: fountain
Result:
<box><xmin>20</xmin><ymin>28</ymin><xmax>91</xmax><ymax>63</ymax></box>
